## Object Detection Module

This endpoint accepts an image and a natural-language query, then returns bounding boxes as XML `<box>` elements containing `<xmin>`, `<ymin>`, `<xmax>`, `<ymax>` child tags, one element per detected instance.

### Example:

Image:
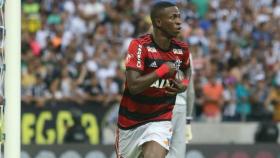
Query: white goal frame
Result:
<box><xmin>4</xmin><ymin>0</ymin><xmax>21</xmax><ymax>158</ymax></box>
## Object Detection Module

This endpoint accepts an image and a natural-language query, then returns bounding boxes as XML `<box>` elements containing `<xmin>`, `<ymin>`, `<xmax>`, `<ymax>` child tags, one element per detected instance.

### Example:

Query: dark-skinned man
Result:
<box><xmin>115</xmin><ymin>2</ymin><xmax>192</xmax><ymax>158</ymax></box>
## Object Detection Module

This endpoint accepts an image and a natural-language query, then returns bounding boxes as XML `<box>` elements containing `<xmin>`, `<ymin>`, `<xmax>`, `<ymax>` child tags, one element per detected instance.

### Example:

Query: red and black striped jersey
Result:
<box><xmin>118</xmin><ymin>34</ymin><xmax>190</xmax><ymax>129</ymax></box>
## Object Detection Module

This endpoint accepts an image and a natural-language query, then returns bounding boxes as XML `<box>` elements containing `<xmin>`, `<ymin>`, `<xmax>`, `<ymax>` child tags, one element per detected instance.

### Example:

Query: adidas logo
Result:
<box><xmin>149</xmin><ymin>61</ymin><xmax>158</xmax><ymax>68</ymax></box>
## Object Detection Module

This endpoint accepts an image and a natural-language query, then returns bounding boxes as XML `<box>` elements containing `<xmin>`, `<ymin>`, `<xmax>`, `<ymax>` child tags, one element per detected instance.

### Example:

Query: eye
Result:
<box><xmin>178</xmin><ymin>14</ymin><xmax>181</xmax><ymax>19</ymax></box>
<box><xmin>170</xmin><ymin>15</ymin><xmax>176</xmax><ymax>20</ymax></box>
<box><xmin>170</xmin><ymin>14</ymin><xmax>181</xmax><ymax>20</ymax></box>
<box><xmin>176</xmin><ymin>14</ymin><xmax>181</xmax><ymax>19</ymax></box>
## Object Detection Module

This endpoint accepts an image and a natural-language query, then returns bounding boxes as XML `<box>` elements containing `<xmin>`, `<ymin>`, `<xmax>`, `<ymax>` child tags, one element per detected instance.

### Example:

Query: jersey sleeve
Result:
<box><xmin>125</xmin><ymin>39</ymin><xmax>146</xmax><ymax>71</ymax></box>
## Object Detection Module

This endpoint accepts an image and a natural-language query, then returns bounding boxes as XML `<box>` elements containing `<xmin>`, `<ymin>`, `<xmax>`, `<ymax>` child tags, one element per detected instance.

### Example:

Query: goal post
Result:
<box><xmin>4</xmin><ymin>0</ymin><xmax>21</xmax><ymax>157</ymax></box>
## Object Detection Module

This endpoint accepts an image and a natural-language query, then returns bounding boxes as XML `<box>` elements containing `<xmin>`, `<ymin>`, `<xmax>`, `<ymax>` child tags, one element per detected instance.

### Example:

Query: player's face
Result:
<box><xmin>159</xmin><ymin>6</ymin><xmax>182</xmax><ymax>38</ymax></box>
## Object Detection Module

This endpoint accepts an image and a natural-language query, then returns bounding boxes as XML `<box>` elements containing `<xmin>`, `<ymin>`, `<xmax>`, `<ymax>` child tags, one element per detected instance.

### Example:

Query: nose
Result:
<box><xmin>176</xmin><ymin>17</ymin><xmax>182</xmax><ymax>25</ymax></box>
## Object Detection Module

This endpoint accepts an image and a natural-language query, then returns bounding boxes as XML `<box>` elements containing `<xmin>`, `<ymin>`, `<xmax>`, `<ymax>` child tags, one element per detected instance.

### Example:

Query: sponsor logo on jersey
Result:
<box><xmin>147</xmin><ymin>46</ymin><xmax>157</xmax><ymax>53</ymax></box>
<box><xmin>150</xmin><ymin>79</ymin><xmax>172</xmax><ymax>88</ymax></box>
<box><xmin>136</xmin><ymin>45</ymin><xmax>142</xmax><ymax>67</ymax></box>
<box><xmin>172</xmin><ymin>48</ymin><xmax>183</xmax><ymax>55</ymax></box>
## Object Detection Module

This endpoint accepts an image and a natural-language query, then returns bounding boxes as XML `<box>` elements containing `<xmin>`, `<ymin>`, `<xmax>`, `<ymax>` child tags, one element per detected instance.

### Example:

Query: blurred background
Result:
<box><xmin>21</xmin><ymin>0</ymin><xmax>280</xmax><ymax>157</ymax></box>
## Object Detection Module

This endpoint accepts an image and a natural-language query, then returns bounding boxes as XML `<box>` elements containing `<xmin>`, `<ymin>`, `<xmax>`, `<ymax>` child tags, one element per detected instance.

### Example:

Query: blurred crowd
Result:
<box><xmin>21</xmin><ymin>0</ymin><xmax>280</xmax><ymax>122</ymax></box>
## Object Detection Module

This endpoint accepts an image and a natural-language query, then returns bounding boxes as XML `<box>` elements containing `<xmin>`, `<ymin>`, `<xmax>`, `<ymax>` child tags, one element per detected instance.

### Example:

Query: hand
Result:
<box><xmin>164</xmin><ymin>62</ymin><xmax>176</xmax><ymax>77</ymax></box>
<box><xmin>165</xmin><ymin>86</ymin><xmax>178</xmax><ymax>96</ymax></box>
<box><xmin>171</xmin><ymin>79</ymin><xmax>187</xmax><ymax>92</ymax></box>
<box><xmin>165</xmin><ymin>79</ymin><xmax>187</xmax><ymax>96</ymax></box>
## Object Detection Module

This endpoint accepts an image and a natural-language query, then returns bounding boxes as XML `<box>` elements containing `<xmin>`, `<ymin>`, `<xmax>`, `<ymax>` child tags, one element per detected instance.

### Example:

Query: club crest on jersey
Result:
<box><xmin>174</xmin><ymin>59</ymin><xmax>182</xmax><ymax>70</ymax></box>
<box><xmin>146</xmin><ymin>46</ymin><xmax>157</xmax><ymax>53</ymax></box>
<box><xmin>172</xmin><ymin>48</ymin><xmax>183</xmax><ymax>55</ymax></box>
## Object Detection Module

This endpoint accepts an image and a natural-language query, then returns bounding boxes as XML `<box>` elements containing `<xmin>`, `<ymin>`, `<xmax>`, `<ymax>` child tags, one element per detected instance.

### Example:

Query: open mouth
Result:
<box><xmin>174</xmin><ymin>27</ymin><xmax>181</xmax><ymax>33</ymax></box>
<box><xmin>175</xmin><ymin>27</ymin><xmax>181</xmax><ymax>32</ymax></box>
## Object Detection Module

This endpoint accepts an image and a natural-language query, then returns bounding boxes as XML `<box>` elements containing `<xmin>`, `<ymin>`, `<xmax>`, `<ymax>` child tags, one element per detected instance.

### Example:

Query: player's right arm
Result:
<box><xmin>125</xmin><ymin>40</ymin><xmax>176</xmax><ymax>95</ymax></box>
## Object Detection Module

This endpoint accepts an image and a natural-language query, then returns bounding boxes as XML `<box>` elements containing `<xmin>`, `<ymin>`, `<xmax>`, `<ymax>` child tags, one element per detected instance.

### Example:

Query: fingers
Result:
<box><xmin>170</xmin><ymin>79</ymin><xmax>187</xmax><ymax>92</ymax></box>
<box><xmin>164</xmin><ymin>62</ymin><xmax>176</xmax><ymax>75</ymax></box>
<box><xmin>165</xmin><ymin>79</ymin><xmax>186</xmax><ymax>96</ymax></box>
<box><xmin>165</xmin><ymin>62</ymin><xmax>176</xmax><ymax>69</ymax></box>
<box><xmin>165</xmin><ymin>91</ymin><xmax>177</xmax><ymax>96</ymax></box>
<box><xmin>170</xmin><ymin>79</ymin><xmax>180</xmax><ymax>88</ymax></box>
<box><xmin>165</xmin><ymin>86</ymin><xmax>177</xmax><ymax>96</ymax></box>
<box><xmin>165</xmin><ymin>86</ymin><xmax>177</xmax><ymax>92</ymax></box>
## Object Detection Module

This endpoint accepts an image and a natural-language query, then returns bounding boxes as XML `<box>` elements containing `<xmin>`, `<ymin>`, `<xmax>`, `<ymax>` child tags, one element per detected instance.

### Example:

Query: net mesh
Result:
<box><xmin>0</xmin><ymin>0</ymin><xmax>5</xmax><ymax>147</ymax></box>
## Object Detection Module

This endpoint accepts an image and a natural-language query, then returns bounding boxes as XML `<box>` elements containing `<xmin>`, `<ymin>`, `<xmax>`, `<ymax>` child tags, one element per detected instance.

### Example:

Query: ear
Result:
<box><xmin>155</xmin><ymin>18</ymin><xmax>161</xmax><ymax>28</ymax></box>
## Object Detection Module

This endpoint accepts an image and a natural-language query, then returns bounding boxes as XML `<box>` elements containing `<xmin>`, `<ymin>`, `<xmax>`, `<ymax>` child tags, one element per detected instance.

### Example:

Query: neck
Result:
<box><xmin>152</xmin><ymin>28</ymin><xmax>171</xmax><ymax>51</ymax></box>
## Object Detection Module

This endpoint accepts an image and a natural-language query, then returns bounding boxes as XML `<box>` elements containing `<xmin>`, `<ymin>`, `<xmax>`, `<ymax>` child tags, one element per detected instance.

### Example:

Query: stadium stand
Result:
<box><xmin>22</xmin><ymin>0</ymin><xmax>280</xmax><ymax>122</ymax></box>
<box><xmin>21</xmin><ymin>0</ymin><xmax>280</xmax><ymax>146</ymax></box>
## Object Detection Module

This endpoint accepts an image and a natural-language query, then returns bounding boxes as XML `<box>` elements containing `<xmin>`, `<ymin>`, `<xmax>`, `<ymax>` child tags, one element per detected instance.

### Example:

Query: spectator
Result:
<box><xmin>201</xmin><ymin>62</ymin><xmax>224</xmax><ymax>122</ymax></box>
<box><xmin>265</xmin><ymin>82</ymin><xmax>280</xmax><ymax>121</ymax></box>
<box><xmin>235</xmin><ymin>75</ymin><xmax>251</xmax><ymax>121</ymax></box>
<box><xmin>222</xmin><ymin>77</ymin><xmax>237</xmax><ymax>121</ymax></box>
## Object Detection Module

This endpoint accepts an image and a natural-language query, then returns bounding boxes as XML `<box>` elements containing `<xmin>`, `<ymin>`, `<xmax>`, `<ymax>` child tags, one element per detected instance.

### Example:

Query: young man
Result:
<box><xmin>115</xmin><ymin>2</ymin><xmax>192</xmax><ymax>158</ymax></box>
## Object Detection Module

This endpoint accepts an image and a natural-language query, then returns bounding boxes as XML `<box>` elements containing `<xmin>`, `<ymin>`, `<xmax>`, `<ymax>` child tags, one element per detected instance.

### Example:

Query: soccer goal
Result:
<box><xmin>1</xmin><ymin>0</ymin><xmax>21</xmax><ymax>157</ymax></box>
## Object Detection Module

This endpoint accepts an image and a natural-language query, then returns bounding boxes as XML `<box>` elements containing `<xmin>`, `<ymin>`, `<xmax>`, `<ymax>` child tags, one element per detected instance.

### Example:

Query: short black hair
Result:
<box><xmin>150</xmin><ymin>1</ymin><xmax>176</xmax><ymax>26</ymax></box>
